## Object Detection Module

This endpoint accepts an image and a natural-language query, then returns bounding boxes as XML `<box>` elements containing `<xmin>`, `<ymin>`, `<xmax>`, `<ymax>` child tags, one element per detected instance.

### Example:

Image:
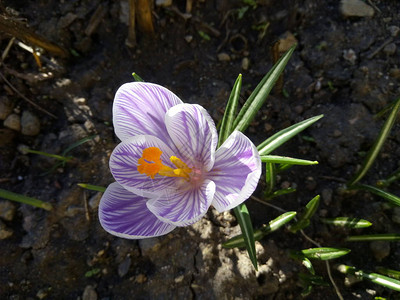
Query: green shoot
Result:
<box><xmin>0</xmin><ymin>188</ymin><xmax>52</xmax><ymax>211</ymax></box>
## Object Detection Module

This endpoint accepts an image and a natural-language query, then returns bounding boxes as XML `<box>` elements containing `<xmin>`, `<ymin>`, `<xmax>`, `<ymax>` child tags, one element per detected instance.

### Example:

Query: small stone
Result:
<box><xmin>370</xmin><ymin>241</ymin><xmax>390</xmax><ymax>261</ymax></box>
<box><xmin>217</xmin><ymin>52</ymin><xmax>231</xmax><ymax>62</ymax></box>
<box><xmin>118</xmin><ymin>256</ymin><xmax>131</xmax><ymax>278</ymax></box>
<box><xmin>174</xmin><ymin>275</ymin><xmax>184</xmax><ymax>283</ymax></box>
<box><xmin>333</xmin><ymin>129</ymin><xmax>342</xmax><ymax>137</ymax></box>
<box><xmin>4</xmin><ymin>113</ymin><xmax>21</xmax><ymax>131</ymax></box>
<box><xmin>0</xmin><ymin>219</ymin><xmax>13</xmax><ymax>239</ymax></box>
<box><xmin>0</xmin><ymin>97</ymin><xmax>14</xmax><ymax>120</ymax></box>
<box><xmin>389</xmin><ymin>68</ymin><xmax>400</xmax><ymax>79</ymax></box>
<box><xmin>82</xmin><ymin>285</ymin><xmax>97</xmax><ymax>300</ymax></box>
<box><xmin>389</xmin><ymin>25</ymin><xmax>400</xmax><ymax>37</ymax></box>
<box><xmin>343</xmin><ymin>49</ymin><xmax>357</xmax><ymax>64</ymax></box>
<box><xmin>184</xmin><ymin>35</ymin><xmax>193</xmax><ymax>43</ymax></box>
<box><xmin>391</xmin><ymin>207</ymin><xmax>400</xmax><ymax>224</ymax></box>
<box><xmin>241</xmin><ymin>57</ymin><xmax>250</xmax><ymax>70</ymax></box>
<box><xmin>383</xmin><ymin>43</ymin><xmax>396</xmax><ymax>56</ymax></box>
<box><xmin>294</xmin><ymin>105</ymin><xmax>304</xmax><ymax>114</ymax></box>
<box><xmin>89</xmin><ymin>192</ymin><xmax>102</xmax><ymax>210</ymax></box>
<box><xmin>21</xmin><ymin>111</ymin><xmax>40</xmax><ymax>136</ymax></box>
<box><xmin>36</xmin><ymin>288</ymin><xmax>49</xmax><ymax>299</ymax></box>
<box><xmin>135</xmin><ymin>274</ymin><xmax>147</xmax><ymax>283</ymax></box>
<box><xmin>340</xmin><ymin>0</ymin><xmax>374</xmax><ymax>17</ymax></box>
<box><xmin>0</xmin><ymin>201</ymin><xmax>16</xmax><ymax>221</ymax></box>
<box><xmin>156</xmin><ymin>0</ymin><xmax>173</xmax><ymax>7</ymax></box>
<box><xmin>321</xmin><ymin>188</ymin><xmax>333</xmax><ymax>206</ymax></box>
<box><xmin>278</xmin><ymin>31</ymin><xmax>298</xmax><ymax>53</ymax></box>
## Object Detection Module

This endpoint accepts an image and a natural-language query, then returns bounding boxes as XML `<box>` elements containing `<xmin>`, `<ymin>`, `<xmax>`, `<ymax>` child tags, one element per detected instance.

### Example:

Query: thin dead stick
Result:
<box><xmin>136</xmin><ymin>0</ymin><xmax>155</xmax><ymax>36</ymax></box>
<box><xmin>0</xmin><ymin>37</ymin><xmax>15</xmax><ymax>66</ymax></box>
<box><xmin>83</xmin><ymin>190</ymin><xmax>90</xmax><ymax>222</ymax></box>
<box><xmin>367</xmin><ymin>37</ymin><xmax>393</xmax><ymax>59</ymax></box>
<box><xmin>0</xmin><ymin>14</ymin><xmax>69</xmax><ymax>58</ymax></box>
<box><xmin>251</xmin><ymin>195</ymin><xmax>344</xmax><ymax>300</ymax></box>
<box><xmin>126</xmin><ymin>0</ymin><xmax>137</xmax><ymax>48</ymax></box>
<box><xmin>0</xmin><ymin>72</ymin><xmax>57</xmax><ymax>119</ymax></box>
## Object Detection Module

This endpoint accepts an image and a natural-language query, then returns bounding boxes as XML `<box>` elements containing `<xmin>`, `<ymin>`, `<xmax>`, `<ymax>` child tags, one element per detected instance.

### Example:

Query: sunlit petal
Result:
<box><xmin>165</xmin><ymin>104</ymin><xmax>218</xmax><ymax>171</ymax></box>
<box><xmin>113</xmin><ymin>82</ymin><xmax>183</xmax><ymax>143</ymax></box>
<box><xmin>147</xmin><ymin>179</ymin><xmax>216</xmax><ymax>226</ymax></box>
<box><xmin>110</xmin><ymin>135</ymin><xmax>178</xmax><ymax>197</ymax></box>
<box><xmin>209</xmin><ymin>131</ymin><xmax>261</xmax><ymax>212</ymax></box>
<box><xmin>99</xmin><ymin>182</ymin><xmax>176</xmax><ymax>238</ymax></box>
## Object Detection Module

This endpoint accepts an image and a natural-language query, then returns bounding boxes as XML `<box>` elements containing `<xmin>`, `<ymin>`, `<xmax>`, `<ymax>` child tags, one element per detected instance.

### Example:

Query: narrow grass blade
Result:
<box><xmin>218</xmin><ymin>74</ymin><xmax>242</xmax><ymax>147</ymax></box>
<box><xmin>301</xmin><ymin>247</ymin><xmax>351</xmax><ymax>260</ymax></box>
<box><xmin>260</xmin><ymin>155</ymin><xmax>318</xmax><ymax>165</ymax></box>
<box><xmin>62</xmin><ymin>134</ymin><xmax>97</xmax><ymax>156</ymax></box>
<box><xmin>298</xmin><ymin>273</ymin><xmax>330</xmax><ymax>286</ymax></box>
<box><xmin>257</xmin><ymin>115</ymin><xmax>324</xmax><ymax>156</ymax></box>
<box><xmin>233</xmin><ymin>45</ymin><xmax>296</xmax><ymax>133</ymax></box>
<box><xmin>269</xmin><ymin>187</ymin><xmax>296</xmax><ymax>199</ymax></box>
<box><xmin>78</xmin><ymin>183</ymin><xmax>106</xmax><ymax>192</ymax></box>
<box><xmin>338</xmin><ymin>264</ymin><xmax>400</xmax><ymax>292</ymax></box>
<box><xmin>365</xmin><ymin>273</ymin><xmax>400</xmax><ymax>292</ymax></box>
<box><xmin>264</xmin><ymin>162</ymin><xmax>275</xmax><ymax>195</ymax></box>
<box><xmin>290</xmin><ymin>195</ymin><xmax>320</xmax><ymax>233</ymax></box>
<box><xmin>0</xmin><ymin>188</ymin><xmax>53</xmax><ymax>211</ymax></box>
<box><xmin>223</xmin><ymin>211</ymin><xmax>296</xmax><ymax>249</ymax></box>
<box><xmin>26</xmin><ymin>149</ymin><xmax>72</xmax><ymax>162</ymax></box>
<box><xmin>348</xmin><ymin>97</ymin><xmax>400</xmax><ymax>186</ymax></box>
<box><xmin>347</xmin><ymin>234</ymin><xmax>400</xmax><ymax>242</ymax></box>
<box><xmin>377</xmin><ymin>167</ymin><xmax>400</xmax><ymax>188</ymax></box>
<box><xmin>132</xmin><ymin>72</ymin><xmax>144</xmax><ymax>82</ymax></box>
<box><xmin>233</xmin><ymin>204</ymin><xmax>257</xmax><ymax>270</ymax></box>
<box><xmin>348</xmin><ymin>183</ymin><xmax>400</xmax><ymax>207</ymax></box>
<box><xmin>321</xmin><ymin>217</ymin><xmax>372</xmax><ymax>228</ymax></box>
<box><xmin>289</xmin><ymin>251</ymin><xmax>315</xmax><ymax>275</ymax></box>
<box><xmin>376</xmin><ymin>267</ymin><xmax>400</xmax><ymax>280</ymax></box>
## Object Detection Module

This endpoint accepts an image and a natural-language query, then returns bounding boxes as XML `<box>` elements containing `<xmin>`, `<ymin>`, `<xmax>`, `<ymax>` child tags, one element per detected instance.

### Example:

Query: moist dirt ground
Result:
<box><xmin>0</xmin><ymin>0</ymin><xmax>400</xmax><ymax>299</ymax></box>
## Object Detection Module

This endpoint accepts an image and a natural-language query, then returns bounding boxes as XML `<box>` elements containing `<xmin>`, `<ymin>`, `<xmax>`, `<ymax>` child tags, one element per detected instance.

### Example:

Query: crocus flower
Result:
<box><xmin>99</xmin><ymin>82</ymin><xmax>261</xmax><ymax>239</ymax></box>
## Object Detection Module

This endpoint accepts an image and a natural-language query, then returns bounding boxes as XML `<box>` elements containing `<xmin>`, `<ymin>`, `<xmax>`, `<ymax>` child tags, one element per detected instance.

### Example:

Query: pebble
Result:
<box><xmin>118</xmin><ymin>256</ymin><xmax>131</xmax><ymax>277</ymax></box>
<box><xmin>389</xmin><ymin>25</ymin><xmax>400</xmax><ymax>37</ymax></box>
<box><xmin>4</xmin><ymin>113</ymin><xmax>21</xmax><ymax>131</ymax></box>
<box><xmin>0</xmin><ymin>201</ymin><xmax>16</xmax><ymax>221</ymax></box>
<box><xmin>383</xmin><ymin>43</ymin><xmax>396</xmax><ymax>56</ymax></box>
<box><xmin>217</xmin><ymin>53</ymin><xmax>231</xmax><ymax>62</ymax></box>
<box><xmin>21</xmin><ymin>111</ymin><xmax>40</xmax><ymax>136</ymax></box>
<box><xmin>321</xmin><ymin>188</ymin><xmax>333</xmax><ymax>206</ymax></box>
<box><xmin>82</xmin><ymin>285</ymin><xmax>97</xmax><ymax>300</ymax></box>
<box><xmin>241</xmin><ymin>57</ymin><xmax>250</xmax><ymax>70</ymax></box>
<box><xmin>0</xmin><ymin>97</ymin><xmax>14</xmax><ymax>120</ymax></box>
<box><xmin>370</xmin><ymin>241</ymin><xmax>390</xmax><ymax>261</ymax></box>
<box><xmin>184</xmin><ymin>35</ymin><xmax>193</xmax><ymax>43</ymax></box>
<box><xmin>343</xmin><ymin>49</ymin><xmax>357</xmax><ymax>64</ymax></box>
<box><xmin>0</xmin><ymin>219</ymin><xmax>13</xmax><ymax>239</ymax></box>
<box><xmin>340</xmin><ymin>0</ymin><xmax>374</xmax><ymax>17</ymax></box>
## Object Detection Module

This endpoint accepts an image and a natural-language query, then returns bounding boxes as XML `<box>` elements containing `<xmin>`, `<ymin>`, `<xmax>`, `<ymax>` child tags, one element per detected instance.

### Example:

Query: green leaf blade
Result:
<box><xmin>0</xmin><ymin>188</ymin><xmax>53</xmax><ymax>211</ymax></box>
<box><xmin>321</xmin><ymin>217</ymin><xmax>372</xmax><ymax>228</ymax></box>
<box><xmin>257</xmin><ymin>115</ymin><xmax>324</xmax><ymax>156</ymax></box>
<box><xmin>218</xmin><ymin>74</ymin><xmax>242</xmax><ymax>147</ymax></box>
<box><xmin>301</xmin><ymin>247</ymin><xmax>351</xmax><ymax>260</ymax></box>
<box><xmin>233</xmin><ymin>44</ymin><xmax>296</xmax><ymax>133</ymax></box>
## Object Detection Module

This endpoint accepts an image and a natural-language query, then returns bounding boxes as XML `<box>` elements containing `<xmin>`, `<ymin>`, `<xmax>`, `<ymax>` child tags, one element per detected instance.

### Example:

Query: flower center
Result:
<box><xmin>137</xmin><ymin>147</ymin><xmax>192</xmax><ymax>179</ymax></box>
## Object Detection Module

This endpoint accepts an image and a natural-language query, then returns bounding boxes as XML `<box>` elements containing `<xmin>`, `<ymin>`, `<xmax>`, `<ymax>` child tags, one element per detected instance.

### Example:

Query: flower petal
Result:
<box><xmin>165</xmin><ymin>104</ymin><xmax>218</xmax><ymax>171</ymax></box>
<box><xmin>99</xmin><ymin>182</ymin><xmax>176</xmax><ymax>239</ymax></box>
<box><xmin>110</xmin><ymin>135</ymin><xmax>178</xmax><ymax>197</ymax></box>
<box><xmin>209</xmin><ymin>131</ymin><xmax>261</xmax><ymax>212</ymax></box>
<box><xmin>113</xmin><ymin>82</ymin><xmax>183</xmax><ymax>143</ymax></box>
<box><xmin>146</xmin><ymin>179</ymin><xmax>216</xmax><ymax>226</ymax></box>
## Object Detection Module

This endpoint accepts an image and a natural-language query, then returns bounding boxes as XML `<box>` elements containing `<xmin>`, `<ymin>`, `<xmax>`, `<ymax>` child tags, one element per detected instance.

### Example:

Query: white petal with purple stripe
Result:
<box><xmin>113</xmin><ymin>82</ymin><xmax>183</xmax><ymax>143</ymax></box>
<box><xmin>99</xmin><ymin>182</ymin><xmax>176</xmax><ymax>238</ymax></box>
<box><xmin>165</xmin><ymin>104</ymin><xmax>217</xmax><ymax>171</ymax></box>
<box><xmin>146</xmin><ymin>179</ymin><xmax>216</xmax><ymax>226</ymax></box>
<box><xmin>110</xmin><ymin>135</ymin><xmax>178</xmax><ymax>198</ymax></box>
<box><xmin>209</xmin><ymin>131</ymin><xmax>261</xmax><ymax>212</ymax></box>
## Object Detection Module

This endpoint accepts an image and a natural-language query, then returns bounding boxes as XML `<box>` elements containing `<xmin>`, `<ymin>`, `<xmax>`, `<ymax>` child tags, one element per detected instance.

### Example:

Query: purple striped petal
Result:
<box><xmin>110</xmin><ymin>135</ymin><xmax>178</xmax><ymax>197</ymax></box>
<box><xmin>99</xmin><ymin>182</ymin><xmax>176</xmax><ymax>238</ymax></box>
<box><xmin>146</xmin><ymin>179</ymin><xmax>216</xmax><ymax>226</ymax></box>
<box><xmin>113</xmin><ymin>82</ymin><xmax>183</xmax><ymax>143</ymax></box>
<box><xmin>165</xmin><ymin>104</ymin><xmax>217</xmax><ymax>171</ymax></box>
<box><xmin>208</xmin><ymin>131</ymin><xmax>261</xmax><ymax>212</ymax></box>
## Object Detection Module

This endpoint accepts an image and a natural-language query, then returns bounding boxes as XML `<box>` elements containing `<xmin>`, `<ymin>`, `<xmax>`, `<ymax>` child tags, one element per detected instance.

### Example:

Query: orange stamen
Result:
<box><xmin>137</xmin><ymin>147</ymin><xmax>192</xmax><ymax>179</ymax></box>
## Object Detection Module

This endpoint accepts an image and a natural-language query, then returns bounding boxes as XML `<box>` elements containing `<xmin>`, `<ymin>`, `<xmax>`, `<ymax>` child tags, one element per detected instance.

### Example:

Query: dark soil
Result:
<box><xmin>1</xmin><ymin>0</ymin><xmax>400</xmax><ymax>299</ymax></box>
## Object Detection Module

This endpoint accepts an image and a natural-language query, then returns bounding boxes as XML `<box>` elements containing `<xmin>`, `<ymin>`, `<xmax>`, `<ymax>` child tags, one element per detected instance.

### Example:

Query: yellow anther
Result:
<box><xmin>137</xmin><ymin>147</ymin><xmax>192</xmax><ymax>179</ymax></box>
